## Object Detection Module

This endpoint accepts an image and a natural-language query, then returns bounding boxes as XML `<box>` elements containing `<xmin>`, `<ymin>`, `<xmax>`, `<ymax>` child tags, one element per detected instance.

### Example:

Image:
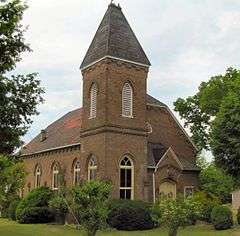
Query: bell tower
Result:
<box><xmin>80</xmin><ymin>3</ymin><xmax>151</xmax><ymax>200</ymax></box>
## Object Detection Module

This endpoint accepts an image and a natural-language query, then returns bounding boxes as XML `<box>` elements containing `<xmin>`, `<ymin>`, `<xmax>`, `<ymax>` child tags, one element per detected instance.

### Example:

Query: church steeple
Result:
<box><xmin>80</xmin><ymin>3</ymin><xmax>151</xmax><ymax>70</ymax></box>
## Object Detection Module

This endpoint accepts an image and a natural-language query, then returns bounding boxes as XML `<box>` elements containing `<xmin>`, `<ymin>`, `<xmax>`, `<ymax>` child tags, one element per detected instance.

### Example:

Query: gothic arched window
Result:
<box><xmin>120</xmin><ymin>156</ymin><xmax>134</xmax><ymax>199</ymax></box>
<box><xmin>88</xmin><ymin>156</ymin><xmax>97</xmax><ymax>181</ymax></box>
<box><xmin>122</xmin><ymin>82</ymin><xmax>133</xmax><ymax>118</ymax></box>
<box><xmin>90</xmin><ymin>83</ymin><xmax>98</xmax><ymax>118</ymax></box>
<box><xmin>35</xmin><ymin>165</ymin><xmax>41</xmax><ymax>188</ymax></box>
<box><xmin>52</xmin><ymin>163</ymin><xmax>59</xmax><ymax>190</ymax></box>
<box><xmin>73</xmin><ymin>161</ymin><xmax>81</xmax><ymax>185</ymax></box>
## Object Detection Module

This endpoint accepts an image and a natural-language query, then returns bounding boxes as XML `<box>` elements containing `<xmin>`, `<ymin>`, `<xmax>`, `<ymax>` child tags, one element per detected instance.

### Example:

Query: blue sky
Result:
<box><xmin>16</xmin><ymin>0</ymin><xmax>240</xmax><ymax>146</ymax></box>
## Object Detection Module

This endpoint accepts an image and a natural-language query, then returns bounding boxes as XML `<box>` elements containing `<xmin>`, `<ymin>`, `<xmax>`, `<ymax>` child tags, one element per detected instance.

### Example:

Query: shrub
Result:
<box><xmin>152</xmin><ymin>196</ymin><xmax>201</xmax><ymax>236</ymax></box>
<box><xmin>8</xmin><ymin>198</ymin><xmax>20</xmax><ymax>220</ymax></box>
<box><xmin>107</xmin><ymin>200</ymin><xmax>154</xmax><ymax>231</ymax></box>
<box><xmin>72</xmin><ymin>181</ymin><xmax>112</xmax><ymax>236</ymax></box>
<box><xmin>16</xmin><ymin>187</ymin><xmax>53</xmax><ymax>223</ymax></box>
<box><xmin>18</xmin><ymin>207</ymin><xmax>54</xmax><ymax>224</ymax></box>
<box><xmin>193</xmin><ymin>191</ymin><xmax>220</xmax><ymax>222</ymax></box>
<box><xmin>237</xmin><ymin>207</ymin><xmax>240</xmax><ymax>225</ymax></box>
<box><xmin>49</xmin><ymin>195</ymin><xmax>68</xmax><ymax>224</ymax></box>
<box><xmin>211</xmin><ymin>205</ymin><xmax>233</xmax><ymax>230</ymax></box>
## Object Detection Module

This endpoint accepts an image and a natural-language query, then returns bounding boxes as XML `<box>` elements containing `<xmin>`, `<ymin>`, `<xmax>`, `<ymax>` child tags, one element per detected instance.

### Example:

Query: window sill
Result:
<box><xmin>122</xmin><ymin>115</ymin><xmax>134</xmax><ymax>119</ymax></box>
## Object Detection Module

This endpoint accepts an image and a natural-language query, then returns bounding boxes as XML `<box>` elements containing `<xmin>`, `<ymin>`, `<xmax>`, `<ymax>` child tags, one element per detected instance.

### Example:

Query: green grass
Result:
<box><xmin>1</xmin><ymin>218</ymin><xmax>240</xmax><ymax>236</ymax></box>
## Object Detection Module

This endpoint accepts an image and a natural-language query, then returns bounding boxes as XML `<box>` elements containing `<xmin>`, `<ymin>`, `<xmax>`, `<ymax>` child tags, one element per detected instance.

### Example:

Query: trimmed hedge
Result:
<box><xmin>107</xmin><ymin>200</ymin><xmax>154</xmax><ymax>231</ymax></box>
<box><xmin>16</xmin><ymin>187</ymin><xmax>54</xmax><ymax>223</ymax></box>
<box><xmin>211</xmin><ymin>205</ymin><xmax>233</xmax><ymax>230</ymax></box>
<box><xmin>18</xmin><ymin>207</ymin><xmax>54</xmax><ymax>224</ymax></box>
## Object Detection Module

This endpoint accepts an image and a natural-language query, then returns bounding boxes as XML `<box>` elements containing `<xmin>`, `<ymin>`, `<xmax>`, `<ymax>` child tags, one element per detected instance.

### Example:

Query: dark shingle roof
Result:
<box><xmin>21</xmin><ymin>108</ymin><xmax>82</xmax><ymax>156</ymax></box>
<box><xmin>146</xmin><ymin>94</ymin><xmax>167</xmax><ymax>107</ymax></box>
<box><xmin>80</xmin><ymin>3</ymin><xmax>151</xmax><ymax>69</ymax></box>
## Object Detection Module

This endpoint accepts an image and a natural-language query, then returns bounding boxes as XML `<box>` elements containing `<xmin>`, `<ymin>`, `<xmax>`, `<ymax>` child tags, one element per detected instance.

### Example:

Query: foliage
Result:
<box><xmin>107</xmin><ymin>200</ymin><xmax>154</xmax><ymax>231</ymax></box>
<box><xmin>7</xmin><ymin>197</ymin><xmax>20</xmax><ymax>220</ymax></box>
<box><xmin>108</xmin><ymin>199</ymin><xmax>152</xmax><ymax>212</ymax></box>
<box><xmin>192</xmin><ymin>191</ymin><xmax>220</xmax><ymax>223</ymax></box>
<box><xmin>237</xmin><ymin>207</ymin><xmax>240</xmax><ymax>225</ymax></box>
<box><xmin>0</xmin><ymin>155</ymin><xmax>26</xmax><ymax>215</ymax></box>
<box><xmin>72</xmin><ymin>181</ymin><xmax>112</xmax><ymax>236</ymax></box>
<box><xmin>200</xmin><ymin>164</ymin><xmax>234</xmax><ymax>203</ymax></box>
<box><xmin>16</xmin><ymin>187</ymin><xmax>53</xmax><ymax>223</ymax></box>
<box><xmin>17</xmin><ymin>206</ymin><xmax>54</xmax><ymax>224</ymax></box>
<box><xmin>210</xmin><ymin>93</ymin><xmax>240</xmax><ymax>178</ymax></box>
<box><xmin>153</xmin><ymin>196</ymin><xmax>201</xmax><ymax>236</ymax></box>
<box><xmin>174</xmin><ymin>68</ymin><xmax>240</xmax><ymax>157</ymax></box>
<box><xmin>211</xmin><ymin>205</ymin><xmax>233</xmax><ymax>230</ymax></box>
<box><xmin>49</xmin><ymin>195</ymin><xmax>68</xmax><ymax>224</ymax></box>
<box><xmin>0</xmin><ymin>0</ymin><xmax>44</xmax><ymax>154</ymax></box>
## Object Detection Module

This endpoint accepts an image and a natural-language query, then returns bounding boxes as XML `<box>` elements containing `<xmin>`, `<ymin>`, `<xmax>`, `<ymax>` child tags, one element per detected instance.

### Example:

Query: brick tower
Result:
<box><xmin>79</xmin><ymin>3</ymin><xmax>151</xmax><ymax>200</ymax></box>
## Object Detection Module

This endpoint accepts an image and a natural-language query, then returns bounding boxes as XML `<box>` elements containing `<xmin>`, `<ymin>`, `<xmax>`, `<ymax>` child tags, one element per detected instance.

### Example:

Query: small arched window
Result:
<box><xmin>35</xmin><ymin>165</ymin><xmax>41</xmax><ymax>188</ymax></box>
<box><xmin>88</xmin><ymin>156</ymin><xmax>97</xmax><ymax>181</ymax></box>
<box><xmin>120</xmin><ymin>156</ymin><xmax>134</xmax><ymax>199</ymax></box>
<box><xmin>52</xmin><ymin>163</ymin><xmax>59</xmax><ymax>190</ymax></box>
<box><xmin>74</xmin><ymin>161</ymin><xmax>81</xmax><ymax>186</ymax></box>
<box><xmin>90</xmin><ymin>83</ymin><xmax>98</xmax><ymax>118</ymax></box>
<box><xmin>122</xmin><ymin>82</ymin><xmax>133</xmax><ymax>118</ymax></box>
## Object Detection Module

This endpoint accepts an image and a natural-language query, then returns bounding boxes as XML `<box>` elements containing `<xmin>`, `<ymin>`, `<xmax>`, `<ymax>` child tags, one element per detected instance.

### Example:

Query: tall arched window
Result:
<box><xmin>90</xmin><ymin>83</ymin><xmax>98</xmax><ymax>118</ymax></box>
<box><xmin>88</xmin><ymin>156</ymin><xmax>97</xmax><ymax>181</ymax></box>
<box><xmin>120</xmin><ymin>156</ymin><xmax>134</xmax><ymax>199</ymax></box>
<box><xmin>73</xmin><ymin>161</ymin><xmax>81</xmax><ymax>185</ymax></box>
<box><xmin>52</xmin><ymin>163</ymin><xmax>59</xmax><ymax>190</ymax></box>
<box><xmin>35</xmin><ymin>165</ymin><xmax>41</xmax><ymax>188</ymax></box>
<box><xmin>122</xmin><ymin>82</ymin><xmax>133</xmax><ymax>117</ymax></box>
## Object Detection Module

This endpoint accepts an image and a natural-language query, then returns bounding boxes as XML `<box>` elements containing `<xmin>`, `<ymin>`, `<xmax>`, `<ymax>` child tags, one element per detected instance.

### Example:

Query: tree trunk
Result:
<box><xmin>169</xmin><ymin>227</ymin><xmax>178</xmax><ymax>236</ymax></box>
<box><xmin>87</xmin><ymin>229</ymin><xmax>97</xmax><ymax>236</ymax></box>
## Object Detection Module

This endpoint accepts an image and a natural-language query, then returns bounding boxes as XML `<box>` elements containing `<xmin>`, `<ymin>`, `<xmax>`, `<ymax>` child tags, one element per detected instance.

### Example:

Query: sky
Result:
<box><xmin>15</xmin><ymin>0</ymin><xmax>240</xmax><ymax>146</ymax></box>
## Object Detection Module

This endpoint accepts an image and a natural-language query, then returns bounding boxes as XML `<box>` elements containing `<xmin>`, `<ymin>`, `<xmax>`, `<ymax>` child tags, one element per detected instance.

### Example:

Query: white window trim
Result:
<box><xmin>52</xmin><ymin>165</ymin><xmax>59</xmax><ymax>190</ymax></box>
<box><xmin>122</xmin><ymin>83</ymin><xmax>133</xmax><ymax>118</ymax></box>
<box><xmin>73</xmin><ymin>162</ymin><xmax>81</xmax><ymax>185</ymax></box>
<box><xmin>35</xmin><ymin>166</ymin><xmax>41</xmax><ymax>188</ymax></box>
<box><xmin>88</xmin><ymin>157</ymin><xmax>97</xmax><ymax>181</ymax></box>
<box><xmin>184</xmin><ymin>186</ymin><xmax>194</xmax><ymax>198</ymax></box>
<box><xmin>119</xmin><ymin>157</ymin><xmax>134</xmax><ymax>200</ymax></box>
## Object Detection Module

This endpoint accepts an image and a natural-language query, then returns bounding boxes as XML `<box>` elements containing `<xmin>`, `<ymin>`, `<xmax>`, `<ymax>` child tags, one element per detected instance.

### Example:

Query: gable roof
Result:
<box><xmin>20</xmin><ymin>108</ymin><xmax>82</xmax><ymax>156</ymax></box>
<box><xmin>80</xmin><ymin>3</ymin><xmax>151</xmax><ymax>70</ymax></box>
<box><xmin>148</xmin><ymin>146</ymin><xmax>200</xmax><ymax>171</ymax></box>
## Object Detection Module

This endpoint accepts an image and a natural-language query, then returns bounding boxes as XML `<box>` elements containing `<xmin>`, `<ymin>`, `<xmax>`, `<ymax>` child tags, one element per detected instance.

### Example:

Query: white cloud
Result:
<box><xmin>18</xmin><ymin>0</ymin><xmax>240</xmax><ymax>143</ymax></box>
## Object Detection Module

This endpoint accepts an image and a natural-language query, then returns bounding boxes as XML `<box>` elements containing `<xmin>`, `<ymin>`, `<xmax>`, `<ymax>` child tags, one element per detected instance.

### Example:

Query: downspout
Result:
<box><xmin>153</xmin><ymin>167</ymin><xmax>157</xmax><ymax>203</ymax></box>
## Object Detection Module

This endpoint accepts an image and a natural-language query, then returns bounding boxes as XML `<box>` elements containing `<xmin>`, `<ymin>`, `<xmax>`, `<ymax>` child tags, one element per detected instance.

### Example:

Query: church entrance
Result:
<box><xmin>159</xmin><ymin>181</ymin><xmax>176</xmax><ymax>199</ymax></box>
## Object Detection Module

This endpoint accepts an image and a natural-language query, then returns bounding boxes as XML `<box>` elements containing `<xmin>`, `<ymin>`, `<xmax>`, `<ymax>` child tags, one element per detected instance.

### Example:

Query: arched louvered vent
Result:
<box><xmin>122</xmin><ymin>82</ymin><xmax>133</xmax><ymax>117</ymax></box>
<box><xmin>90</xmin><ymin>83</ymin><xmax>98</xmax><ymax>118</ymax></box>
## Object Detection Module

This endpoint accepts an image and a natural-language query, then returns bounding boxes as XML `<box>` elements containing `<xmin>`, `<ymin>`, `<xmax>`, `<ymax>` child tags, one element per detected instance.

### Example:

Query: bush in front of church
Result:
<box><xmin>211</xmin><ymin>205</ymin><xmax>233</xmax><ymax>230</ymax></box>
<box><xmin>17</xmin><ymin>207</ymin><xmax>54</xmax><ymax>224</ymax></box>
<box><xmin>16</xmin><ymin>187</ymin><xmax>54</xmax><ymax>223</ymax></box>
<box><xmin>237</xmin><ymin>207</ymin><xmax>240</xmax><ymax>225</ymax></box>
<box><xmin>107</xmin><ymin>200</ymin><xmax>154</xmax><ymax>231</ymax></box>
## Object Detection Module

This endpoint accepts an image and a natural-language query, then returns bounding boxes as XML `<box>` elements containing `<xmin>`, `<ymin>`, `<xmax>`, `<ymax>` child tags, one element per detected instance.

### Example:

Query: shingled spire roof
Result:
<box><xmin>80</xmin><ymin>3</ymin><xmax>151</xmax><ymax>70</ymax></box>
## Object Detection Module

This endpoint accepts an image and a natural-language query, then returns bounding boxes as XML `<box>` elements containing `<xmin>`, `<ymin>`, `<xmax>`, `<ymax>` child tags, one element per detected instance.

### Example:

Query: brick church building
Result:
<box><xmin>21</xmin><ymin>3</ymin><xmax>199</xmax><ymax>202</ymax></box>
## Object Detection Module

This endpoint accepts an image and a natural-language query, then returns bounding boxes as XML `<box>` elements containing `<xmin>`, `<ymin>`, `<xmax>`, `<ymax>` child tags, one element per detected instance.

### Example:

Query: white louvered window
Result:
<box><xmin>90</xmin><ymin>83</ymin><xmax>98</xmax><ymax>118</ymax></box>
<box><xmin>122</xmin><ymin>82</ymin><xmax>133</xmax><ymax>118</ymax></box>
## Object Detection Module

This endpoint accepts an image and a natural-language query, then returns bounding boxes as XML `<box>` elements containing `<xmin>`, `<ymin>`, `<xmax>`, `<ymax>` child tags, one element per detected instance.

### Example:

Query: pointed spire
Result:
<box><xmin>80</xmin><ymin>3</ymin><xmax>151</xmax><ymax>70</ymax></box>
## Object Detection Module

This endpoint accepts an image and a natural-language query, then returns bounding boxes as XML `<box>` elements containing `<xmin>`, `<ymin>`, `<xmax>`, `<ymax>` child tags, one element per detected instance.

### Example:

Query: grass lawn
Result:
<box><xmin>1</xmin><ymin>218</ymin><xmax>240</xmax><ymax>236</ymax></box>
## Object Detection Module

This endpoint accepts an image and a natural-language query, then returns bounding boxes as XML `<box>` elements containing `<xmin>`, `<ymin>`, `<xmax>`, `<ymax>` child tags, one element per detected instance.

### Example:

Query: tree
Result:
<box><xmin>210</xmin><ymin>94</ymin><xmax>240</xmax><ymax>179</ymax></box>
<box><xmin>174</xmin><ymin>68</ymin><xmax>240</xmax><ymax>178</ymax></box>
<box><xmin>0</xmin><ymin>155</ymin><xmax>26</xmax><ymax>215</ymax></box>
<box><xmin>72</xmin><ymin>181</ymin><xmax>111</xmax><ymax>236</ymax></box>
<box><xmin>200</xmin><ymin>164</ymin><xmax>234</xmax><ymax>203</ymax></box>
<box><xmin>174</xmin><ymin>68</ymin><xmax>240</xmax><ymax>153</ymax></box>
<box><xmin>152</xmin><ymin>196</ymin><xmax>200</xmax><ymax>236</ymax></box>
<box><xmin>0</xmin><ymin>0</ymin><xmax>44</xmax><ymax>154</ymax></box>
